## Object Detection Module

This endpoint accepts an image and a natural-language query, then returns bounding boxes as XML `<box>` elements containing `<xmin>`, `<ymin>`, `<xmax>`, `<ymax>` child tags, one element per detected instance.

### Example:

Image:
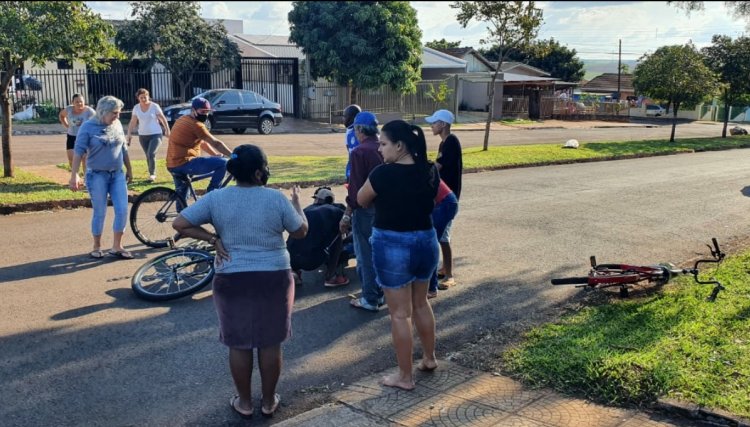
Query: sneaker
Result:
<box><xmin>350</xmin><ymin>297</ymin><xmax>379</xmax><ymax>312</ymax></box>
<box><xmin>437</xmin><ymin>277</ymin><xmax>455</xmax><ymax>290</ymax></box>
<box><xmin>148</xmin><ymin>175</ymin><xmax>157</xmax><ymax>182</ymax></box>
<box><xmin>324</xmin><ymin>275</ymin><xmax>350</xmax><ymax>288</ymax></box>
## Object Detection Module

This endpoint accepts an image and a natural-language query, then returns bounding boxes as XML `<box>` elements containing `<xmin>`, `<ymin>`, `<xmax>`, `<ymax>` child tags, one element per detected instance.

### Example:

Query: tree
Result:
<box><xmin>288</xmin><ymin>1</ymin><xmax>422</xmax><ymax>104</ymax></box>
<box><xmin>669</xmin><ymin>1</ymin><xmax>750</xmax><ymax>25</ymax></box>
<box><xmin>0</xmin><ymin>2</ymin><xmax>122</xmax><ymax>178</ymax></box>
<box><xmin>701</xmin><ymin>35</ymin><xmax>750</xmax><ymax>138</ymax></box>
<box><xmin>633</xmin><ymin>43</ymin><xmax>718</xmax><ymax>142</ymax></box>
<box><xmin>116</xmin><ymin>2</ymin><xmax>240</xmax><ymax>102</ymax></box>
<box><xmin>480</xmin><ymin>38</ymin><xmax>585</xmax><ymax>83</ymax></box>
<box><xmin>425</xmin><ymin>81</ymin><xmax>454</xmax><ymax>111</ymax></box>
<box><xmin>426</xmin><ymin>38</ymin><xmax>462</xmax><ymax>50</ymax></box>
<box><xmin>452</xmin><ymin>1</ymin><xmax>543</xmax><ymax>151</ymax></box>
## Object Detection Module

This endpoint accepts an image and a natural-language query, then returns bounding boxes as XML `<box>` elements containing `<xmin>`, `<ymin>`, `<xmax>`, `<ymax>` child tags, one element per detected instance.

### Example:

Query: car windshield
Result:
<box><xmin>192</xmin><ymin>90</ymin><xmax>226</xmax><ymax>104</ymax></box>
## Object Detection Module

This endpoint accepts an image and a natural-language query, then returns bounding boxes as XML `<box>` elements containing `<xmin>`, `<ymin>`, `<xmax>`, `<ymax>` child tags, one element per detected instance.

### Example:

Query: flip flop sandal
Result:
<box><xmin>89</xmin><ymin>250</ymin><xmax>104</xmax><ymax>259</ymax></box>
<box><xmin>229</xmin><ymin>395</ymin><xmax>253</xmax><ymax>419</ymax></box>
<box><xmin>108</xmin><ymin>250</ymin><xmax>134</xmax><ymax>260</ymax></box>
<box><xmin>261</xmin><ymin>393</ymin><xmax>280</xmax><ymax>417</ymax></box>
<box><xmin>350</xmin><ymin>297</ymin><xmax>379</xmax><ymax>312</ymax></box>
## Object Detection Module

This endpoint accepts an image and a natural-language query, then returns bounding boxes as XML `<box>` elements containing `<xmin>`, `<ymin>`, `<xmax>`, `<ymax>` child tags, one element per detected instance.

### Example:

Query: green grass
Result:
<box><xmin>504</xmin><ymin>251</ymin><xmax>750</xmax><ymax>417</ymax></box>
<box><xmin>3</xmin><ymin>135</ymin><xmax>750</xmax><ymax>206</ymax></box>
<box><xmin>0</xmin><ymin>168</ymin><xmax>90</xmax><ymax>204</ymax></box>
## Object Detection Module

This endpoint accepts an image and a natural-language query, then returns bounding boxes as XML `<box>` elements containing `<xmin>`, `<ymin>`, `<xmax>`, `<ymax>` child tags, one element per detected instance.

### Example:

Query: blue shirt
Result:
<box><xmin>74</xmin><ymin>119</ymin><xmax>128</xmax><ymax>171</ymax></box>
<box><xmin>345</xmin><ymin>126</ymin><xmax>359</xmax><ymax>180</ymax></box>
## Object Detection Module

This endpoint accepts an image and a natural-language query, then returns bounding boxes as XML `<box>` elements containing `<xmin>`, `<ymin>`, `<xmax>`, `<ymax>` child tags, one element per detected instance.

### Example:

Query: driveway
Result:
<box><xmin>2</xmin><ymin>149</ymin><xmax>750</xmax><ymax>425</ymax></box>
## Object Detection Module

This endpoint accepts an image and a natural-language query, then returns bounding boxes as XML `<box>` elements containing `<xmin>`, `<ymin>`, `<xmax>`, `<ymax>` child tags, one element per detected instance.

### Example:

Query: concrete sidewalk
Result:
<box><xmin>275</xmin><ymin>360</ymin><xmax>723</xmax><ymax>427</ymax></box>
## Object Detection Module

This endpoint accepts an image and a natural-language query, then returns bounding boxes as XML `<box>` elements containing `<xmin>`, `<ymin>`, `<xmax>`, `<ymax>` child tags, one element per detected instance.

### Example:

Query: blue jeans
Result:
<box><xmin>371</xmin><ymin>227</ymin><xmax>439</xmax><ymax>289</ymax></box>
<box><xmin>352</xmin><ymin>207</ymin><xmax>382</xmax><ymax>306</ymax></box>
<box><xmin>168</xmin><ymin>156</ymin><xmax>227</xmax><ymax>203</ymax></box>
<box><xmin>138</xmin><ymin>134</ymin><xmax>163</xmax><ymax>176</ymax></box>
<box><xmin>86</xmin><ymin>169</ymin><xmax>128</xmax><ymax>236</ymax></box>
<box><xmin>430</xmin><ymin>194</ymin><xmax>459</xmax><ymax>292</ymax></box>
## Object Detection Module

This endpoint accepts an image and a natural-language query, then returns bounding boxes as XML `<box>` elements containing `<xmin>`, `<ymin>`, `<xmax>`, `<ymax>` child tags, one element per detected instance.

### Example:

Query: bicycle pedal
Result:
<box><xmin>166</xmin><ymin>237</ymin><xmax>176</xmax><ymax>249</ymax></box>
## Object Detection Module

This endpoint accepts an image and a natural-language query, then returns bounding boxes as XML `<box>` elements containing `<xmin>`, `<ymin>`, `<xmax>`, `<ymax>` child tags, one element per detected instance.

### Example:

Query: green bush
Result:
<box><xmin>34</xmin><ymin>100</ymin><xmax>60</xmax><ymax>119</ymax></box>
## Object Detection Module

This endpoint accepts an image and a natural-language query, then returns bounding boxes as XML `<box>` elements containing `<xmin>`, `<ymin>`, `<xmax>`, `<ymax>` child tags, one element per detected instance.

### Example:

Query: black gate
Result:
<box><xmin>238</xmin><ymin>57</ymin><xmax>299</xmax><ymax>118</ymax></box>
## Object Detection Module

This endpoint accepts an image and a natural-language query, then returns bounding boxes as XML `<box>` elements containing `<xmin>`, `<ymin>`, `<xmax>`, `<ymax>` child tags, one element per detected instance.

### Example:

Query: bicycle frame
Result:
<box><xmin>552</xmin><ymin>238</ymin><xmax>726</xmax><ymax>301</ymax></box>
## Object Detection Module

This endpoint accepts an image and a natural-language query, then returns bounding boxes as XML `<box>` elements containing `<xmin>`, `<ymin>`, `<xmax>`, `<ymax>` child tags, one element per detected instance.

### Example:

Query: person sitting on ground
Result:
<box><xmin>287</xmin><ymin>187</ymin><xmax>350</xmax><ymax>287</ymax></box>
<box><xmin>166</xmin><ymin>97</ymin><xmax>232</xmax><ymax>204</ymax></box>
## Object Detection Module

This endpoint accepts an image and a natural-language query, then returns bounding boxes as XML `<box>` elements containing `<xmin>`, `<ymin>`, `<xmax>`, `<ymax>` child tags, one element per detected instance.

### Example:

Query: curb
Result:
<box><xmin>656</xmin><ymin>398</ymin><xmax>750</xmax><ymax>427</ymax></box>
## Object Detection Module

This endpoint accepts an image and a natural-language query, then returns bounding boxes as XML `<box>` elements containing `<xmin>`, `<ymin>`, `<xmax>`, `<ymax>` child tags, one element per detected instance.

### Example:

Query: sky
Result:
<box><xmin>85</xmin><ymin>1</ymin><xmax>749</xmax><ymax>61</ymax></box>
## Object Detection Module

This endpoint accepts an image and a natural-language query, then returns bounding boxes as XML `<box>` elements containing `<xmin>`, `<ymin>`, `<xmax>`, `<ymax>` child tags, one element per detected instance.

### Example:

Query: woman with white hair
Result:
<box><xmin>69</xmin><ymin>95</ymin><xmax>134</xmax><ymax>259</ymax></box>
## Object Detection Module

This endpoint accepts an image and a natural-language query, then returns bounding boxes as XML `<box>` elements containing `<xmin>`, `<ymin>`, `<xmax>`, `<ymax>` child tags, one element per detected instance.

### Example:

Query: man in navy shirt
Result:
<box><xmin>426</xmin><ymin>109</ymin><xmax>463</xmax><ymax>289</ymax></box>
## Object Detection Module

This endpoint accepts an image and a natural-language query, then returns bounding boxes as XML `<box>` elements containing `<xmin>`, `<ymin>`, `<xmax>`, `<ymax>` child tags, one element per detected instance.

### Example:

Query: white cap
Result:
<box><xmin>425</xmin><ymin>109</ymin><xmax>455</xmax><ymax>125</ymax></box>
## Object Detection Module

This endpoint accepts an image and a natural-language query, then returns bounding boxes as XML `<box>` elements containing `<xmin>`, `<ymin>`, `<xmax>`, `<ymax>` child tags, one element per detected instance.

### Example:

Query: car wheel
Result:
<box><xmin>204</xmin><ymin>118</ymin><xmax>213</xmax><ymax>132</ymax></box>
<box><xmin>258</xmin><ymin>117</ymin><xmax>274</xmax><ymax>135</ymax></box>
<box><xmin>231</xmin><ymin>128</ymin><xmax>246</xmax><ymax>134</ymax></box>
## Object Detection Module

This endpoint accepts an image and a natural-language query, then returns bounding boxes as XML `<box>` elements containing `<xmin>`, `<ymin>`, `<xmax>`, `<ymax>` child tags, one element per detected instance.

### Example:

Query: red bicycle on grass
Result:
<box><xmin>551</xmin><ymin>238</ymin><xmax>726</xmax><ymax>301</ymax></box>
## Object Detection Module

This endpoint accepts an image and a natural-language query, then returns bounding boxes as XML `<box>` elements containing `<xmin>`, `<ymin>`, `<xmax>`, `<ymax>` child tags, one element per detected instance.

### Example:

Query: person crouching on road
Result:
<box><xmin>287</xmin><ymin>187</ymin><xmax>350</xmax><ymax>287</ymax></box>
<box><xmin>69</xmin><ymin>95</ymin><xmax>134</xmax><ymax>260</ymax></box>
<box><xmin>172</xmin><ymin>144</ymin><xmax>308</xmax><ymax>418</ymax></box>
<box><xmin>357</xmin><ymin>119</ymin><xmax>440</xmax><ymax>390</ymax></box>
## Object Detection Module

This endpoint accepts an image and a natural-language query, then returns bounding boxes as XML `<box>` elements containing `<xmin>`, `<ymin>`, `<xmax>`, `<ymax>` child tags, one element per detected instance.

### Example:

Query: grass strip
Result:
<box><xmin>503</xmin><ymin>250</ymin><xmax>750</xmax><ymax>417</ymax></box>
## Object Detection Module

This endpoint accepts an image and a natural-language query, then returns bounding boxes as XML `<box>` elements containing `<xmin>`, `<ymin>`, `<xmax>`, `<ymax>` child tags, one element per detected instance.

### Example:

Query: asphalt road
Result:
<box><xmin>2</xmin><ymin>148</ymin><xmax>750</xmax><ymax>426</ymax></box>
<box><xmin>6</xmin><ymin>120</ymin><xmax>732</xmax><ymax>167</ymax></box>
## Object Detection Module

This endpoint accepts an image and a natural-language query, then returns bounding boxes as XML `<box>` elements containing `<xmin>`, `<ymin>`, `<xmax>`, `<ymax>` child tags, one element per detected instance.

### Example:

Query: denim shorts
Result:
<box><xmin>370</xmin><ymin>227</ymin><xmax>439</xmax><ymax>289</ymax></box>
<box><xmin>433</xmin><ymin>193</ymin><xmax>458</xmax><ymax>242</ymax></box>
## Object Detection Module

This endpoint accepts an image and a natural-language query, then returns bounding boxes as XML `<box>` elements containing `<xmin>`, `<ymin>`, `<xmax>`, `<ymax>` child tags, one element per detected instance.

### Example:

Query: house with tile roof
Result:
<box><xmin>579</xmin><ymin>73</ymin><xmax>635</xmax><ymax>100</ymax></box>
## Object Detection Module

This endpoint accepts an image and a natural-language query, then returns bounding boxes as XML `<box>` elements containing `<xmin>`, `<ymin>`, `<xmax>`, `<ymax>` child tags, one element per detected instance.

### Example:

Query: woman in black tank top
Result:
<box><xmin>357</xmin><ymin>120</ymin><xmax>440</xmax><ymax>390</ymax></box>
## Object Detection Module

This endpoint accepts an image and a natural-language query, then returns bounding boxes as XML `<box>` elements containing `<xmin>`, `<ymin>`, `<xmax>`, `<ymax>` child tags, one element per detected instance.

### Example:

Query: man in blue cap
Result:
<box><xmin>166</xmin><ymin>97</ymin><xmax>233</xmax><ymax>204</ymax></box>
<box><xmin>340</xmin><ymin>111</ymin><xmax>384</xmax><ymax>311</ymax></box>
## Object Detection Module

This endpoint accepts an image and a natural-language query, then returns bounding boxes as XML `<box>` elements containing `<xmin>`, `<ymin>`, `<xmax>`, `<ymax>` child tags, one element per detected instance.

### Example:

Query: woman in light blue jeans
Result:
<box><xmin>69</xmin><ymin>96</ymin><xmax>133</xmax><ymax>259</ymax></box>
<box><xmin>357</xmin><ymin>120</ymin><xmax>440</xmax><ymax>391</ymax></box>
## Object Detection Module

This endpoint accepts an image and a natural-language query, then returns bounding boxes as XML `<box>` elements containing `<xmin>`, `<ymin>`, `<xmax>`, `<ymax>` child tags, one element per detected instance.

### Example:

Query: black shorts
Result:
<box><xmin>66</xmin><ymin>135</ymin><xmax>77</xmax><ymax>150</ymax></box>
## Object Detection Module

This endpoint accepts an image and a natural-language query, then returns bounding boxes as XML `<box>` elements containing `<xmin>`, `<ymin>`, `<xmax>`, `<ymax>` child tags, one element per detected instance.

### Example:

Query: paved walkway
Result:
<box><xmin>276</xmin><ymin>360</ymin><xmax>714</xmax><ymax>427</ymax></box>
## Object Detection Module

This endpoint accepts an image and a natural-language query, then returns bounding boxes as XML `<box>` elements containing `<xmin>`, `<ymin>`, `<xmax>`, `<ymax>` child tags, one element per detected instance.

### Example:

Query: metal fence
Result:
<box><xmin>3</xmin><ymin>57</ymin><xmax>300</xmax><ymax>117</ymax></box>
<box><xmin>306</xmin><ymin>78</ymin><xmax>456</xmax><ymax>121</ymax></box>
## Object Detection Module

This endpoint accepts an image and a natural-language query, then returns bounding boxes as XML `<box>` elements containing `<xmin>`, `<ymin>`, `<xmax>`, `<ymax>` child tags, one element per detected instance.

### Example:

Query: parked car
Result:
<box><xmin>645</xmin><ymin>104</ymin><xmax>666</xmax><ymax>117</ymax></box>
<box><xmin>163</xmin><ymin>89</ymin><xmax>283</xmax><ymax>134</ymax></box>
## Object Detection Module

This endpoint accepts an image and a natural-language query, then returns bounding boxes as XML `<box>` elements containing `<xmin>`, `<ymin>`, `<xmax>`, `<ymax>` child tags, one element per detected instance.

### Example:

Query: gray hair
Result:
<box><xmin>354</xmin><ymin>124</ymin><xmax>379</xmax><ymax>137</ymax></box>
<box><xmin>95</xmin><ymin>95</ymin><xmax>124</xmax><ymax>122</ymax></box>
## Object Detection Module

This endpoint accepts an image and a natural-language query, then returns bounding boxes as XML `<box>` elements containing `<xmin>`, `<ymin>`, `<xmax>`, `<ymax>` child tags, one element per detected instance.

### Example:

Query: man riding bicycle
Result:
<box><xmin>166</xmin><ymin>97</ymin><xmax>233</xmax><ymax>203</ymax></box>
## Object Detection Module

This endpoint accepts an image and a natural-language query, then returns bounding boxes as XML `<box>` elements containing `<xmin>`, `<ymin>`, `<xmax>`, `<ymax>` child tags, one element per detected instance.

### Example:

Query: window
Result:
<box><xmin>241</xmin><ymin>91</ymin><xmax>258</xmax><ymax>104</ymax></box>
<box><xmin>219</xmin><ymin>91</ymin><xmax>241</xmax><ymax>105</ymax></box>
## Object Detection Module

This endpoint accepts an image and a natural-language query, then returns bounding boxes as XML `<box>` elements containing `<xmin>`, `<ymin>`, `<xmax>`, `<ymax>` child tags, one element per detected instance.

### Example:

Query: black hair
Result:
<box><xmin>343</xmin><ymin>104</ymin><xmax>361</xmax><ymax>127</ymax></box>
<box><xmin>226</xmin><ymin>144</ymin><xmax>269</xmax><ymax>185</ymax></box>
<box><xmin>71</xmin><ymin>93</ymin><xmax>82</xmax><ymax>101</ymax></box>
<box><xmin>381</xmin><ymin>120</ymin><xmax>435</xmax><ymax>185</ymax></box>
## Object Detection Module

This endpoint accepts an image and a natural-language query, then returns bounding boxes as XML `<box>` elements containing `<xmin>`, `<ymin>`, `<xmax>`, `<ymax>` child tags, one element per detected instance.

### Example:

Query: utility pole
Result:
<box><xmin>617</xmin><ymin>39</ymin><xmax>621</xmax><ymax>100</ymax></box>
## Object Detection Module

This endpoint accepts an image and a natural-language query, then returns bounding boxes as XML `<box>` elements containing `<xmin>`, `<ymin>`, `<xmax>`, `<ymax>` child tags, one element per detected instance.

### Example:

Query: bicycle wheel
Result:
<box><xmin>130</xmin><ymin>187</ymin><xmax>186</xmax><ymax>248</ymax></box>
<box><xmin>132</xmin><ymin>249</ymin><xmax>215</xmax><ymax>301</ymax></box>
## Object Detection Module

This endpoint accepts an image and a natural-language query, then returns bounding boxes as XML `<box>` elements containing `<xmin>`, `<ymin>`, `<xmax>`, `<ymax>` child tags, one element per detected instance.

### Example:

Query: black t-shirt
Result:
<box><xmin>286</xmin><ymin>203</ymin><xmax>344</xmax><ymax>255</ymax></box>
<box><xmin>369</xmin><ymin>163</ymin><xmax>440</xmax><ymax>231</ymax></box>
<box><xmin>436</xmin><ymin>134</ymin><xmax>463</xmax><ymax>199</ymax></box>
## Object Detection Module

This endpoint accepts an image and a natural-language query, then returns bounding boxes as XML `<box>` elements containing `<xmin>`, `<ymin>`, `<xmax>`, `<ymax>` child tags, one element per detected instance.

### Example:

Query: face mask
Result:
<box><xmin>195</xmin><ymin>114</ymin><xmax>209</xmax><ymax>123</ymax></box>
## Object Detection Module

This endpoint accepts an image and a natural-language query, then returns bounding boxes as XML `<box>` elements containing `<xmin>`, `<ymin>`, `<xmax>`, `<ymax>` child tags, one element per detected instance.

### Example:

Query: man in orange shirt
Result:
<box><xmin>166</xmin><ymin>97</ymin><xmax>233</xmax><ymax>202</ymax></box>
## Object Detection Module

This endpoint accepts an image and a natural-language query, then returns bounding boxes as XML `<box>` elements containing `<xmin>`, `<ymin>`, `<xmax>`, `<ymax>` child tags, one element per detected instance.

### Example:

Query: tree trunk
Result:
<box><xmin>350</xmin><ymin>85</ymin><xmax>358</xmax><ymax>106</ymax></box>
<box><xmin>722</xmin><ymin>95</ymin><xmax>729</xmax><ymax>138</ymax></box>
<box><xmin>1</xmin><ymin>59</ymin><xmax>16</xmax><ymax>178</ymax></box>
<box><xmin>670</xmin><ymin>102</ymin><xmax>680</xmax><ymax>143</ymax></box>
<box><xmin>483</xmin><ymin>67</ymin><xmax>502</xmax><ymax>151</ymax></box>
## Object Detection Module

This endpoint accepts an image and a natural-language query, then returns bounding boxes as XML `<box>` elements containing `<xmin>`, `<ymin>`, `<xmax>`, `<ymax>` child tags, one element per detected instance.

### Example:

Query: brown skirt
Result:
<box><xmin>212</xmin><ymin>269</ymin><xmax>294</xmax><ymax>349</ymax></box>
